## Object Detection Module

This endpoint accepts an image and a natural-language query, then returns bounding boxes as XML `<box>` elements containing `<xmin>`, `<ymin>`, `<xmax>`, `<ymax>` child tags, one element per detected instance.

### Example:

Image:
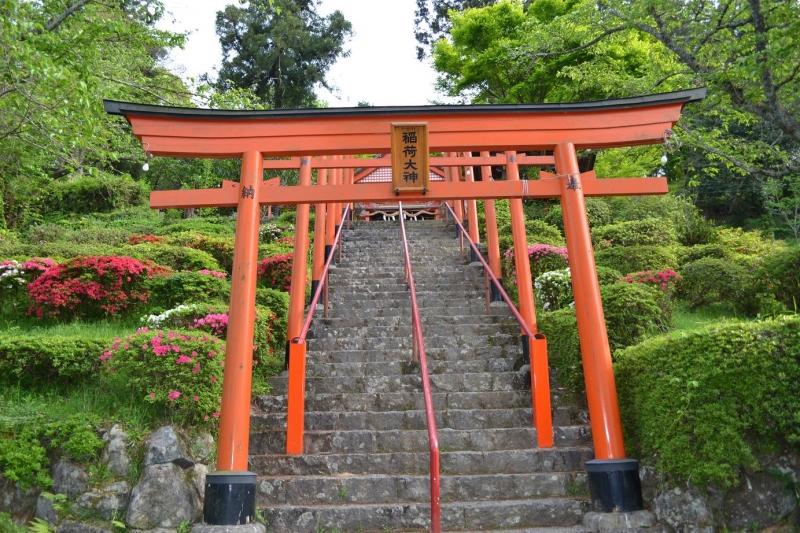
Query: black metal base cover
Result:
<box><xmin>586</xmin><ymin>459</ymin><xmax>644</xmax><ymax>512</ymax></box>
<box><xmin>490</xmin><ymin>283</ymin><xmax>503</xmax><ymax>302</ymax></box>
<box><xmin>324</xmin><ymin>244</ymin><xmax>332</xmax><ymax>261</ymax></box>
<box><xmin>309</xmin><ymin>280</ymin><xmax>319</xmax><ymax>305</ymax></box>
<box><xmin>203</xmin><ymin>471</ymin><xmax>257</xmax><ymax>525</ymax></box>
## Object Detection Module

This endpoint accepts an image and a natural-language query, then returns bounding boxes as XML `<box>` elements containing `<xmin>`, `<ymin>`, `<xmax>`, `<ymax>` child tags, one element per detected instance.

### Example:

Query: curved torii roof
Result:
<box><xmin>104</xmin><ymin>88</ymin><xmax>705</xmax><ymax>158</ymax></box>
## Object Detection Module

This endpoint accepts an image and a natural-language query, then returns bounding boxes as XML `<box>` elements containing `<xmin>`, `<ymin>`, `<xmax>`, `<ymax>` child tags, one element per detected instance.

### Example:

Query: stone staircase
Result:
<box><xmin>252</xmin><ymin>219</ymin><xmax>593</xmax><ymax>532</ymax></box>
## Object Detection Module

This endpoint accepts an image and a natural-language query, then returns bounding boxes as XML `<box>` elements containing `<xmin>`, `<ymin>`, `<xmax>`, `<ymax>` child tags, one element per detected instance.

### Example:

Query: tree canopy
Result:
<box><xmin>215</xmin><ymin>0</ymin><xmax>352</xmax><ymax>109</ymax></box>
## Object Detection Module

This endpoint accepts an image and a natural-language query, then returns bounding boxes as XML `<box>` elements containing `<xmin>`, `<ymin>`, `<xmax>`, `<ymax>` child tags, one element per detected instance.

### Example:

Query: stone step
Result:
<box><xmin>307</xmin><ymin>333</ymin><xmax>519</xmax><ymax>352</ymax></box>
<box><xmin>326</xmin><ymin>304</ymin><xmax>514</xmax><ymax>319</ymax></box>
<box><xmin>329</xmin><ymin>280</ymin><xmax>484</xmax><ymax>291</ymax></box>
<box><xmin>257</xmin><ymin>472</ymin><xmax>588</xmax><ymax>506</ymax></box>
<box><xmin>250</xmin><ymin>447</ymin><xmax>594</xmax><ymax>477</ymax></box>
<box><xmin>251</xmin><ymin>408</ymin><xmax>533</xmax><ymax>432</ymax></box>
<box><xmin>267</xmin><ymin>372</ymin><xmax>526</xmax><ymax>395</ymax></box>
<box><xmin>309</xmin><ymin>314</ymin><xmax>512</xmax><ymax>329</ymax></box>
<box><xmin>328</xmin><ymin>293</ymin><xmax>502</xmax><ymax>306</ymax></box>
<box><xmin>307</xmin><ymin>323</ymin><xmax>517</xmax><ymax>340</ymax></box>
<box><xmin>304</xmin><ymin>358</ymin><xmax>517</xmax><ymax>377</ymax></box>
<box><xmin>256</xmin><ymin>390</ymin><xmax>532</xmax><ymax>413</ymax></box>
<box><xmin>302</xmin><ymin>345</ymin><xmax>520</xmax><ymax>364</ymax></box>
<box><xmin>259</xmin><ymin>497</ymin><xmax>589</xmax><ymax>531</ymax></box>
<box><xmin>250</xmin><ymin>427</ymin><xmax>588</xmax><ymax>455</ymax></box>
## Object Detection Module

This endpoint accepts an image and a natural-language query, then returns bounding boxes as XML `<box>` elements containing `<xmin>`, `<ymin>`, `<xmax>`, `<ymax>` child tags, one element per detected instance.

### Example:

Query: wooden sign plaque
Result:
<box><xmin>391</xmin><ymin>123</ymin><xmax>429</xmax><ymax>194</ymax></box>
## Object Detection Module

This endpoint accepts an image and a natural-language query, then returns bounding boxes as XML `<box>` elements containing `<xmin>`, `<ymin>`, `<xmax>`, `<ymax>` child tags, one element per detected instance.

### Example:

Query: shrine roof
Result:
<box><xmin>104</xmin><ymin>88</ymin><xmax>705</xmax><ymax>120</ymax></box>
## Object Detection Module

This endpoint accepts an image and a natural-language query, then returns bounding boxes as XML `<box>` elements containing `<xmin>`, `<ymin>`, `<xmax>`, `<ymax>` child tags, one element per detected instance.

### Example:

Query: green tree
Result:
<box><xmin>0</xmin><ymin>0</ymin><xmax>190</xmax><ymax>227</ymax></box>
<box><xmin>414</xmin><ymin>0</ymin><xmax>495</xmax><ymax>59</ymax></box>
<box><xmin>215</xmin><ymin>0</ymin><xmax>352</xmax><ymax>109</ymax></box>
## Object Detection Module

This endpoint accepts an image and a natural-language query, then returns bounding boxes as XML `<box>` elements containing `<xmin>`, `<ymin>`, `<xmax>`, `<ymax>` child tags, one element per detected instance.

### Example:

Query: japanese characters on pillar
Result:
<box><xmin>391</xmin><ymin>123</ymin><xmax>430</xmax><ymax>194</ymax></box>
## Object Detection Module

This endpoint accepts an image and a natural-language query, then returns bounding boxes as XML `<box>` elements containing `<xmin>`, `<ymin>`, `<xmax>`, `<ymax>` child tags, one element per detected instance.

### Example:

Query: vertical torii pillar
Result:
<box><xmin>204</xmin><ymin>151</ymin><xmax>262</xmax><ymax>525</ymax></box>
<box><xmin>463</xmin><ymin>152</ymin><xmax>481</xmax><ymax>263</ymax></box>
<box><xmin>554</xmin><ymin>142</ymin><xmax>642</xmax><ymax>511</ymax></box>
<box><xmin>311</xmin><ymin>163</ymin><xmax>328</xmax><ymax>298</ymax></box>
<box><xmin>479</xmin><ymin>151</ymin><xmax>503</xmax><ymax>301</ymax></box>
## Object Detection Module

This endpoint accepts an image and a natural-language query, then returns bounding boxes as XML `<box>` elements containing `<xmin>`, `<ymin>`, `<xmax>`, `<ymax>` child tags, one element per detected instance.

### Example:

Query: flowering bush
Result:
<box><xmin>101</xmin><ymin>329</ymin><xmax>224</xmax><ymax>424</ymax></box>
<box><xmin>258</xmin><ymin>254</ymin><xmax>293</xmax><ymax>291</ymax></box>
<box><xmin>534</xmin><ymin>269</ymin><xmax>573</xmax><ymax>311</ymax></box>
<box><xmin>623</xmin><ymin>269</ymin><xmax>682</xmax><ymax>292</ymax></box>
<box><xmin>128</xmin><ymin>234</ymin><xmax>162</xmax><ymax>245</ymax></box>
<box><xmin>198</xmin><ymin>269</ymin><xmax>227</xmax><ymax>279</ymax></box>
<box><xmin>259</xmin><ymin>223</ymin><xmax>283</xmax><ymax>243</ymax></box>
<box><xmin>27</xmin><ymin>256</ymin><xmax>166</xmax><ymax>318</ymax></box>
<box><xmin>192</xmin><ymin>313</ymin><xmax>228</xmax><ymax>336</ymax></box>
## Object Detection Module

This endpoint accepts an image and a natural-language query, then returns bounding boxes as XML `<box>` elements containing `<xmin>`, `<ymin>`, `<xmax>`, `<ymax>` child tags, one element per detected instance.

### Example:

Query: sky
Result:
<box><xmin>156</xmin><ymin>0</ymin><xmax>445</xmax><ymax>107</ymax></box>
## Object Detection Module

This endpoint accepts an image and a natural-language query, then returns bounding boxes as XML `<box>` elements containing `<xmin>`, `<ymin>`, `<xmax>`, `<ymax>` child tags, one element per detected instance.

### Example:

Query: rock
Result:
<box><xmin>76</xmin><ymin>480</ymin><xmax>130</xmax><ymax>520</ymax></box>
<box><xmin>126</xmin><ymin>463</ymin><xmax>199</xmax><ymax>529</ymax></box>
<box><xmin>35</xmin><ymin>493</ymin><xmax>58</xmax><ymax>524</ymax></box>
<box><xmin>653</xmin><ymin>486</ymin><xmax>714</xmax><ymax>532</ymax></box>
<box><xmin>190</xmin><ymin>432</ymin><xmax>216</xmax><ymax>463</ymax></box>
<box><xmin>102</xmin><ymin>424</ymin><xmax>131</xmax><ymax>477</ymax></box>
<box><xmin>722</xmin><ymin>471</ymin><xmax>796</xmax><ymax>530</ymax></box>
<box><xmin>144</xmin><ymin>426</ymin><xmax>193</xmax><ymax>468</ymax></box>
<box><xmin>583</xmin><ymin>510</ymin><xmax>656</xmax><ymax>532</ymax></box>
<box><xmin>52</xmin><ymin>459</ymin><xmax>88</xmax><ymax>499</ymax></box>
<box><xmin>0</xmin><ymin>475</ymin><xmax>38</xmax><ymax>522</ymax></box>
<box><xmin>191</xmin><ymin>525</ymin><xmax>266</xmax><ymax>533</ymax></box>
<box><xmin>57</xmin><ymin>521</ymin><xmax>113</xmax><ymax>533</ymax></box>
<box><xmin>190</xmin><ymin>463</ymin><xmax>208</xmax><ymax>501</ymax></box>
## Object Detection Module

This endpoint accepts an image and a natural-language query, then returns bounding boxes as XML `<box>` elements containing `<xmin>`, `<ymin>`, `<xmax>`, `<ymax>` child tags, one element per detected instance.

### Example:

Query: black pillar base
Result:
<box><xmin>454</xmin><ymin>225</ymin><xmax>461</xmax><ymax>239</ymax></box>
<box><xmin>309</xmin><ymin>280</ymin><xmax>319</xmax><ymax>305</ymax></box>
<box><xmin>586</xmin><ymin>459</ymin><xmax>644</xmax><ymax>512</ymax></box>
<box><xmin>520</xmin><ymin>334</ymin><xmax>530</xmax><ymax>365</ymax></box>
<box><xmin>324</xmin><ymin>244</ymin><xmax>332</xmax><ymax>261</ymax></box>
<box><xmin>469</xmin><ymin>247</ymin><xmax>480</xmax><ymax>264</ymax></box>
<box><xmin>203</xmin><ymin>471</ymin><xmax>257</xmax><ymax>525</ymax></box>
<box><xmin>490</xmin><ymin>283</ymin><xmax>503</xmax><ymax>303</ymax></box>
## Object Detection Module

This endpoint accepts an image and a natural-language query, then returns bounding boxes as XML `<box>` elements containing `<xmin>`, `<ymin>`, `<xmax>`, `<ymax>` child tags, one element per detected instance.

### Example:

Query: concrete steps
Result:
<box><xmin>253</xmin><ymin>219</ymin><xmax>592</xmax><ymax>531</ymax></box>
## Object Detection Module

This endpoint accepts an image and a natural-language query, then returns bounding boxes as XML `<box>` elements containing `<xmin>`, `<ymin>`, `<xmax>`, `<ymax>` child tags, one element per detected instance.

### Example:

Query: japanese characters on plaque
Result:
<box><xmin>391</xmin><ymin>123</ymin><xmax>429</xmax><ymax>194</ymax></box>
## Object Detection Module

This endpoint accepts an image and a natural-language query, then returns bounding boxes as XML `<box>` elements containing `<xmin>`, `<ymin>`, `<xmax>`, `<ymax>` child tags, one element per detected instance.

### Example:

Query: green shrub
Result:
<box><xmin>123</xmin><ymin>244</ymin><xmax>221</xmax><ymax>271</ymax></box>
<box><xmin>615</xmin><ymin>316</ymin><xmax>800</xmax><ymax>487</ymax></box>
<box><xmin>156</xmin><ymin>216</ymin><xmax>235</xmax><ymax>237</ymax></box>
<box><xmin>596</xmin><ymin>265</ymin><xmax>622</xmax><ymax>286</ymax></box>
<box><xmin>595</xmin><ymin>245</ymin><xmax>678</xmax><ymax>275</ymax></box>
<box><xmin>678</xmin><ymin>243</ymin><xmax>729</xmax><ymax>265</ymax></box>
<box><xmin>103</xmin><ymin>329</ymin><xmax>225</xmax><ymax>424</ymax></box>
<box><xmin>543</xmin><ymin>198</ymin><xmax>612</xmax><ymax>229</ymax></box>
<box><xmin>762</xmin><ymin>246</ymin><xmax>800</xmax><ymax>310</ymax></box>
<box><xmin>539</xmin><ymin>282</ymin><xmax>670</xmax><ymax>392</ymax></box>
<box><xmin>0</xmin><ymin>512</ymin><xmax>26</xmax><ymax>532</ymax></box>
<box><xmin>714</xmin><ymin>227</ymin><xmax>776</xmax><ymax>258</ymax></box>
<box><xmin>145</xmin><ymin>271</ymin><xmax>230</xmax><ymax>309</ymax></box>
<box><xmin>593</xmin><ymin>218</ymin><xmax>676</xmax><ymax>248</ymax></box>
<box><xmin>256</xmin><ymin>288</ymin><xmax>289</xmax><ymax>349</ymax></box>
<box><xmin>677</xmin><ymin>257</ymin><xmax>758</xmax><ymax>314</ymax></box>
<box><xmin>498</xmin><ymin>219</ymin><xmax>564</xmax><ymax>256</ymax></box>
<box><xmin>24</xmin><ymin>223</ymin><xmax>130</xmax><ymax>246</ymax></box>
<box><xmin>0</xmin><ymin>241</ymin><xmax>120</xmax><ymax>262</ymax></box>
<box><xmin>166</xmin><ymin>232</ymin><xmax>235</xmax><ymax>272</ymax></box>
<box><xmin>40</xmin><ymin>173</ymin><xmax>147</xmax><ymax>215</ymax></box>
<box><xmin>0</xmin><ymin>334</ymin><xmax>107</xmax><ymax>383</ymax></box>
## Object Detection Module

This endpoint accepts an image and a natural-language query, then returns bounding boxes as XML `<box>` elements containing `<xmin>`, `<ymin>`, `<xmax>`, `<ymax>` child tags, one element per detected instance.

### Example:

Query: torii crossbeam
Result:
<box><xmin>105</xmin><ymin>87</ymin><xmax>705</xmax><ymax>526</ymax></box>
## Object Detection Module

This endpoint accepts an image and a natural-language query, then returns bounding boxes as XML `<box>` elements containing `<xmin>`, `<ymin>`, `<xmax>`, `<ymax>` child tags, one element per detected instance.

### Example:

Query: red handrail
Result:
<box><xmin>398</xmin><ymin>202</ymin><xmax>442</xmax><ymax>533</ymax></box>
<box><xmin>298</xmin><ymin>204</ymin><xmax>351</xmax><ymax>340</ymax></box>
<box><xmin>443</xmin><ymin>202</ymin><xmax>554</xmax><ymax>448</ymax></box>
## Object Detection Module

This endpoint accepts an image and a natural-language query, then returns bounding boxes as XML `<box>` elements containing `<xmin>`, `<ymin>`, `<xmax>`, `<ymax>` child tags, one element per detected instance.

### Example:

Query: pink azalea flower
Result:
<box><xmin>191</xmin><ymin>363</ymin><xmax>201</xmax><ymax>374</ymax></box>
<box><xmin>175</xmin><ymin>355</ymin><xmax>193</xmax><ymax>365</ymax></box>
<box><xmin>168</xmin><ymin>390</ymin><xmax>181</xmax><ymax>401</ymax></box>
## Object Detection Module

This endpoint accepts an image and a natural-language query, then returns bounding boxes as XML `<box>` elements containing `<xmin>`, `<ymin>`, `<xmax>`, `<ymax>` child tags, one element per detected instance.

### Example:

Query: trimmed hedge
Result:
<box><xmin>595</xmin><ymin>245</ymin><xmax>678</xmax><ymax>275</ymax></box>
<box><xmin>592</xmin><ymin>218</ymin><xmax>676</xmax><ymax>248</ymax></box>
<box><xmin>677</xmin><ymin>257</ymin><xmax>765</xmax><ymax>315</ymax></box>
<box><xmin>145</xmin><ymin>271</ymin><xmax>231</xmax><ymax>309</ymax></box>
<box><xmin>166</xmin><ymin>232</ymin><xmax>235</xmax><ymax>272</ymax></box>
<box><xmin>123</xmin><ymin>244</ymin><xmax>221</xmax><ymax>272</ymax></box>
<box><xmin>539</xmin><ymin>282</ymin><xmax>670</xmax><ymax>392</ymax></box>
<box><xmin>0</xmin><ymin>334</ymin><xmax>106</xmax><ymax>383</ymax></box>
<box><xmin>615</xmin><ymin>316</ymin><xmax>800</xmax><ymax>487</ymax></box>
<box><xmin>762</xmin><ymin>246</ymin><xmax>800</xmax><ymax>309</ymax></box>
<box><xmin>39</xmin><ymin>173</ymin><xmax>147</xmax><ymax>215</ymax></box>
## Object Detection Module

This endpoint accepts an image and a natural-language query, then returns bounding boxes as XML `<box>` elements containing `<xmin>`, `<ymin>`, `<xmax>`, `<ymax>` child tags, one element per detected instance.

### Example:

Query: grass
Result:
<box><xmin>671</xmin><ymin>303</ymin><xmax>740</xmax><ymax>332</ymax></box>
<box><xmin>0</xmin><ymin>316</ymin><xmax>139</xmax><ymax>339</ymax></box>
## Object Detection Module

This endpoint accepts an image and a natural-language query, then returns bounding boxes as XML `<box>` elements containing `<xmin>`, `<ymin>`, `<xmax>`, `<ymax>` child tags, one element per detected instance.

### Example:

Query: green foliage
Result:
<box><xmin>593</xmin><ymin>218</ymin><xmax>676</xmax><ymax>248</ymax></box>
<box><xmin>677</xmin><ymin>257</ymin><xmax>759</xmax><ymax>314</ymax></box>
<box><xmin>103</xmin><ymin>330</ymin><xmax>225</xmax><ymax>424</ymax></box>
<box><xmin>678</xmin><ymin>243</ymin><xmax>729</xmax><ymax>265</ymax></box>
<box><xmin>0</xmin><ymin>334</ymin><xmax>107</xmax><ymax>384</ymax></box>
<box><xmin>713</xmin><ymin>227</ymin><xmax>777</xmax><ymax>259</ymax></box>
<box><xmin>615</xmin><ymin>316</ymin><xmax>800</xmax><ymax>487</ymax></box>
<box><xmin>543</xmin><ymin>199</ymin><xmax>612</xmax><ymax>231</ymax></box>
<box><xmin>0</xmin><ymin>512</ymin><xmax>26</xmax><ymax>532</ymax></box>
<box><xmin>39</xmin><ymin>173</ymin><xmax>147</xmax><ymax>216</ymax></box>
<box><xmin>534</xmin><ymin>269</ymin><xmax>572</xmax><ymax>311</ymax></box>
<box><xmin>762</xmin><ymin>246</ymin><xmax>800</xmax><ymax>310</ymax></box>
<box><xmin>166</xmin><ymin>232</ymin><xmax>235</xmax><ymax>272</ymax></box>
<box><xmin>157</xmin><ymin>217</ymin><xmax>236</xmax><ymax>237</ymax></box>
<box><xmin>216</xmin><ymin>0</ymin><xmax>352</xmax><ymax>108</ymax></box>
<box><xmin>123</xmin><ymin>244</ymin><xmax>221</xmax><ymax>272</ymax></box>
<box><xmin>25</xmin><ymin>223</ymin><xmax>130</xmax><ymax>247</ymax></box>
<box><xmin>539</xmin><ymin>282</ymin><xmax>670</xmax><ymax>392</ymax></box>
<box><xmin>145</xmin><ymin>272</ymin><xmax>230</xmax><ymax>310</ymax></box>
<box><xmin>595</xmin><ymin>245</ymin><xmax>678</xmax><ymax>275</ymax></box>
<box><xmin>596</xmin><ymin>265</ymin><xmax>622</xmax><ymax>286</ymax></box>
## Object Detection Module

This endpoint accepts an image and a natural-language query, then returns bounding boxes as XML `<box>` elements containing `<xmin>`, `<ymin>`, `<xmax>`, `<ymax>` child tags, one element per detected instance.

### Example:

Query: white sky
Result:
<box><xmin>156</xmin><ymin>0</ymin><xmax>445</xmax><ymax>107</ymax></box>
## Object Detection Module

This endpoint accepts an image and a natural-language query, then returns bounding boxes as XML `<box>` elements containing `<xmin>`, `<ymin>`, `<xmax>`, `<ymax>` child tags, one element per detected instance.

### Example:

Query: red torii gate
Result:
<box><xmin>105</xmin><ymin>87</ymin><xmax>704</xmax><ymax>526</ymax></box>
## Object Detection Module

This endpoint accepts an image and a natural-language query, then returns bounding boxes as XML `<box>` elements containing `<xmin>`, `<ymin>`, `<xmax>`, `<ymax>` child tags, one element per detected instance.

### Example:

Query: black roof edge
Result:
<box><xmin>104</xmin><ymin>87</ymin><xmax>706</xmax><ymax>120</ymax></box>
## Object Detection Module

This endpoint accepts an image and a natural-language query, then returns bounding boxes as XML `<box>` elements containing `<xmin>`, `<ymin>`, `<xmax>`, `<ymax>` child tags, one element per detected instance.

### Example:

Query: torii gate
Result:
<box><xmin>105</xmin><ymin>87</ymin><xmax>705</xmax><ymax>526</ymax></box>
